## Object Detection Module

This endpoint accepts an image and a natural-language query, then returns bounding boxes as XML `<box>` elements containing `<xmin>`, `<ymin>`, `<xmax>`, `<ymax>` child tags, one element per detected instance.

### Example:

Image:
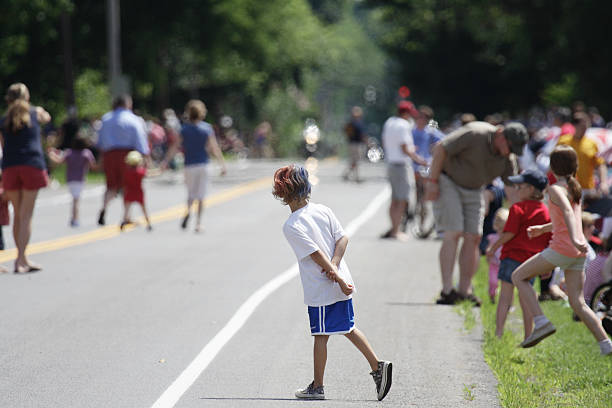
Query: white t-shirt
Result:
<box><xmin>283</xmin><ymin>203</ymin><xmax>355</xmax><ymax>306</ymax></box>
<box><xmin>382</xmin><ymin>116</ymin><xmax>415</xmax><ymax>165</ymax></box>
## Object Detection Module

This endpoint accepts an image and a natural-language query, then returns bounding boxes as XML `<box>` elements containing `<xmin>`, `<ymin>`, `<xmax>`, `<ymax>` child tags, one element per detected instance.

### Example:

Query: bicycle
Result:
<box><xmin>589</xmin><ymin>280</ymin><xmax>612</xmax><ymax>334</ymax></box>
<box><xmin>400</xmin><ymin>166</ymin><xmax>435</xmax><ymax>239</ymax></box>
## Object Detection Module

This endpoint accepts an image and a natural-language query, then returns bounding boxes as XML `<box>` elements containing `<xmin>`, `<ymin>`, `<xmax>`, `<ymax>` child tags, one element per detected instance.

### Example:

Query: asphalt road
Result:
<box><xmin>0</xmin><ymin>160</ymin><xmax>499</xmax><ymax>408</ymax></box>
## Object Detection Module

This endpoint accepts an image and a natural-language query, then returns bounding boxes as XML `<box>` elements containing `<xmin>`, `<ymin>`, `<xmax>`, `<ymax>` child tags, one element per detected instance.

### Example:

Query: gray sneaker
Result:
<box><xmin>295</xmin><ymin>381</ymin><xmax>325</xmax><ymax>400</ymax></box>
<box><xmin>370</xmin><ymin>361</ymin><xmax>392</xmax><ymax>401</ymax></box>
<box><xmin>520</xmin><ymin>321</ymin><xmax>556</xmax><ymax>348</ymax></box>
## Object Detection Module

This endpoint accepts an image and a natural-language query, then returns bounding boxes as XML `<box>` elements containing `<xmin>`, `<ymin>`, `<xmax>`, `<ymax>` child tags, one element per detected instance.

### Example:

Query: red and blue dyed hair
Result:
<box><xmin>272</xmin><ymin>164</ymin><xmax>311</xmax><ymax>205</ymax></box>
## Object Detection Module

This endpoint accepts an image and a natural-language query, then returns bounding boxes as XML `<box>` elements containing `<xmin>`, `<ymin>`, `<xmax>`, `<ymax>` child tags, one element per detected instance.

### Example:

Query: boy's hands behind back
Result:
<box><xmin>322</xmin><ymin>265</ymin><xmax>354</xmax><ymax>295</ymax></box>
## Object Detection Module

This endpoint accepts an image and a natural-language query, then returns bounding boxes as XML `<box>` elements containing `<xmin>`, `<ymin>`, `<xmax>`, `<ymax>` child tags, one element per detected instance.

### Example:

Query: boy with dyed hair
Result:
<box><xmin>273</xmin><ymin>164</ymin><xmax>392</xmax><ymax>401</ymax></box>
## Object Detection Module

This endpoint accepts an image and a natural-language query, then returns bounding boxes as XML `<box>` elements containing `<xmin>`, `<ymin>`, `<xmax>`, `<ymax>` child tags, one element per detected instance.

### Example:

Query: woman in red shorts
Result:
<box><xmin>0</xmin><ymin>83</ymin><xmax>51</xmax><ymax>273</ymax></box>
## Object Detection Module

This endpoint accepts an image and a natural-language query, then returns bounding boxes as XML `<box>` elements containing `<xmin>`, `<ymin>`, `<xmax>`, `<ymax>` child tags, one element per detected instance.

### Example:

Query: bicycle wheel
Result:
<box><xmin>411</xmin><ymin>200</ymin><xmax>435</xmax><ymax>239</ymax></box>
<box><xmin>589</xmin><ymin>282</ymin><xmax>612</xmax><ymax>315</ymax></box>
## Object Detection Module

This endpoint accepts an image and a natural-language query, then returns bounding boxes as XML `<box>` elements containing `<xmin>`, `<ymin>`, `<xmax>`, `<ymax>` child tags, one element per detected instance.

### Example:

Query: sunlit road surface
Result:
<box><xmin>0</xmin><ymin>160</ymin><xmax>499</xmax><ymax>408</ymax></box>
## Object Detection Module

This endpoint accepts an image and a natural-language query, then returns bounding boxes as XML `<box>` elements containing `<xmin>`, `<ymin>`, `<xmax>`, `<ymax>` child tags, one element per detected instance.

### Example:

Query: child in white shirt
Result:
<box><xmin>274</xmin><ymin>164</ymin><xmax>392</xmax><ymax>401</ymax></box>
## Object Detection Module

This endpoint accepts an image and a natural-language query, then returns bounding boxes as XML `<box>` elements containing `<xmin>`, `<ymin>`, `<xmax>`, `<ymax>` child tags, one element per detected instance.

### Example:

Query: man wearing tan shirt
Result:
<box><xmin>425</xmin><ymin>121</ymin><xmax>528</xmax><ymax>306</ymax></box>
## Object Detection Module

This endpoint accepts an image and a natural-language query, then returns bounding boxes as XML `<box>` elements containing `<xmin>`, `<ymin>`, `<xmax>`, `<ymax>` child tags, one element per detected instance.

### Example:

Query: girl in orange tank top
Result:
<box><xmin>511</xmin><ymin>145</ymin><xmax>612</xmax><ymax>354</ymax></box>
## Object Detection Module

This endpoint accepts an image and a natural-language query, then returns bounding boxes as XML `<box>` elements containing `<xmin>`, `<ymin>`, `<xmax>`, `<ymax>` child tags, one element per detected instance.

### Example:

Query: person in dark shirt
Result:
<box><xmin>0</xmin><ymin>83</ymin><xmax>50</xmax><ymax>273</ymax></box>
<box><xmin>342</xmin><ymin>106</ymin><xmax>367</xmax><ymax>183</ymax></box>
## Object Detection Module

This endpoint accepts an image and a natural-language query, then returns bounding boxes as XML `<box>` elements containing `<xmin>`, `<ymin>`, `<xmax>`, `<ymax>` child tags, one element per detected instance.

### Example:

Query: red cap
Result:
<box><xmin>590</xmin><ymin>236</ymin><xmax>602</xmax><ymax>246</ymax></box>
<box><xmin>398</xmin><ymin>100</ymin><xmax>417</xmax><ymax>116</ymax></box>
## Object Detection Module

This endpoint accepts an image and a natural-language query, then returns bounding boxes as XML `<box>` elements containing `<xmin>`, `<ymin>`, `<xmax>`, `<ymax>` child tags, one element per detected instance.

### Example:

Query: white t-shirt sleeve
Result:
<box><xmin>327</xmin><ymin>208</ymin><xmax>346</xmax><ymax>242</ymax></box>
<box><xmin>283</xmin><ymin>224</ymin><xmax>320</xmax><ymax>260</ymax></box>
<box><xmin>401</xmin><ymin>121</ymin><xmax>414</xmax><ymax>149</ymax></box>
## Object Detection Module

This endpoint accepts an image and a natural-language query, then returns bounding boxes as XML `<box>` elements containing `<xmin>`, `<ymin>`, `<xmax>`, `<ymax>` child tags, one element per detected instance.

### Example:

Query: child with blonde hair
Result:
<box><xmin>487</xmin><ymin>170</ymin><xmax>551</xmax><ymax>339</ymax></box>
<box><xmin>512</xmin><ymin>146</ymin><xmax>612</xmax><ymax>354</ymax></box>
<box><xmin>485</xmin><ymin>208</ymin><xmax>509</xmax><ymax>304</ymax></box>
<box><xmin>121</xmin><ymin>151</ymin><xmax>152</xmax><ymax>231</ymax></box>
<box><xmin>273</xmin><ymin>164</ymin><xmax>392</xmax><ymax>401</ymax></box>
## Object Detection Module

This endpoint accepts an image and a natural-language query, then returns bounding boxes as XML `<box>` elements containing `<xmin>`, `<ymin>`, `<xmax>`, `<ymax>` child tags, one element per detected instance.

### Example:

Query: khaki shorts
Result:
<box><xmin>388</xmin><ymin>163</ymin><xmax>415</xmax><ymax>202</ymax></box>
<box><xmin>348</xmin><ymin>142</ymin><xmax>364</xmax><ymax>163</ymax></box>
<box><xmin>541</xmin><ymin>248</ymin><xmax>586</xmax><ymax>271</ymax></box>
<box><xmin>433</xmin><ymin>173</ymin><xmax>484</xmax><ymax>234</ymax></box>
<box><xmin>184</xmin><ymin>163</ymin><xmax>210</xmax><ymax>201</ymax></box>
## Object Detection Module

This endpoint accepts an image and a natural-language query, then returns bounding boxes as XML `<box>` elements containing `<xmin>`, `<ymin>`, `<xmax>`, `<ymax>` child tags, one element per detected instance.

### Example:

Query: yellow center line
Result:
<box><xmin>0</xmin><ymin>177</ymin><xmax>271</xmax><ymax>263</ymax></box>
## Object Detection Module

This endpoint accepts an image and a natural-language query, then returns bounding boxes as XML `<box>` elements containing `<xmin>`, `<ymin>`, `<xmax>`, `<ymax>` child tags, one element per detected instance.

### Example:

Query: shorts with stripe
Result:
<box><xmin>308</xmin><ymin>299</ymin><xmax>355</xmax><ymax>335</ymax></box>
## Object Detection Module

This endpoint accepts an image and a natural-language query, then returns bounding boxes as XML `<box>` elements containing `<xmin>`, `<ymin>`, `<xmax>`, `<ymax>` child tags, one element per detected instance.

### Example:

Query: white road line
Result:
<box><xmin>150</xmin><ymin>185</ymin><xmax>391</xmax><ymax>408</ymax></box>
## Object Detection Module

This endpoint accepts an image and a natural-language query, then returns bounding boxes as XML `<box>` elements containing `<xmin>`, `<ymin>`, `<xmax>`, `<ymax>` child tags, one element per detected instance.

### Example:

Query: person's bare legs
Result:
<box><xmin>389</xmin><ymin>199</ymin><xmax>407</xmax><ymax>238</ymax></box>
<box><xmin>518</xmin><ymin>288</ymin><xmax>534</xmax><ymax>339</ymax></box>
<box><xmin>495</xmin><ymin>281</ymin><xmax>514</xmax><ymax>338</ymax></box>
<box><xmin>5</xmin><ymin>190</ymin><xmax>22</xmax><ymax>250</ymax></box>
<box><xmin>98</xmin><ymin>188</ymin><xmax>118</xmax><ymax>225</ymax></box>
<box><xmin>71</xmin><ymin>197</ymin><xmax>79</xmax><ymax>224</ymax></box>
<box><xmin>512</xmin><ymin>254</ymin><xmax>555</xmax><ymax>332</ymax></box>
<box><xmin>102</xmin><ymin>189</ymin><xmax>117</xmax><ymax>211</ymax></box>
<box><xmin>6</xmin><ymin>189</ymin><xmax>40</xmax><ymax>271</ymax></box>
<box><xmin>313</xmin><ymin>335</ymin><xmax>329</xmax><ymax>387</ymax></box>
<box><xmin>440</xmin><ymin>230</ymin><xmax>461</xmax><ymax>294</ymax></box>
<box><xmin>121</xmin><ymin>202</ymin><xmax>132</xmax><ymax>229</ymax></box>
<box><xmin>195</xmin><ymin>199</ymin><xmax>204</xmax><ymax>232</ymax></box>
<box><xmin>565</xmin><ymin>269</ymin><xmax>608</xmax><ymax>342</ymax></box>
<box><xmin>182</xmin><ymin>198</ymin><xmax>193</xmax><ymax>229</ymax></box>
<box><xmin>345</xmin><ymin>328</ymin><xmax>379</xmax><ymax>371</ymax></box>
<box><xmin>140</xmin><ymin>203</ymin><xmax>152</xmax><ymax>230</ymax></box>
<box><xmin>458</xmin><ymin>232</ymin><xmax>481</xmax><ymax>296</ymax></box>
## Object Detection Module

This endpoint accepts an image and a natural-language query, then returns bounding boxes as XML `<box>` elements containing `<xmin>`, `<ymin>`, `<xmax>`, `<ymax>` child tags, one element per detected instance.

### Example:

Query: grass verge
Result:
<box><xmin>472</xmin><ymin>257</ymin><xmax>612</xmax><ymax>407</ymax></box>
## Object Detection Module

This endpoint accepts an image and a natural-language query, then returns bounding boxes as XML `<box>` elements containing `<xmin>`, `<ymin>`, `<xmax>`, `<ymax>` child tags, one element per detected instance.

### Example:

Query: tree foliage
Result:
<box><xmin>0</xmin><ymin>0</ymin><xmax>390</xmax><ymax>155</ymax></box>
<box><xmin>365</xmin><ymin>0</ymin><xmax>612</xmax><ymax>120</ymax></box>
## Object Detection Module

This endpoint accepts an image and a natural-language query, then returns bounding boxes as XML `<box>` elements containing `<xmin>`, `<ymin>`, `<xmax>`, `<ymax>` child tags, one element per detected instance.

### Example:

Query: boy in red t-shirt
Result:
<box><xmin>486</xmin><ymin>170</ymin><xmax>551</xmax><ymax>339</ymax></box>
<box><xmin>121</xmin><ymin>151</ymin><xmax>152</xmax><ymax>231</ymax></box>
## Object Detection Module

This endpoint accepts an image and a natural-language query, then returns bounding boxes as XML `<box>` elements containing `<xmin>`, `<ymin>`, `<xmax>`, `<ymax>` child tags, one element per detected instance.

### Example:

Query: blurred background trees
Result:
<box><xmin>1</xmin><ymin>0</ymin><xmax>611</xmax><ymax>155</ymax></box>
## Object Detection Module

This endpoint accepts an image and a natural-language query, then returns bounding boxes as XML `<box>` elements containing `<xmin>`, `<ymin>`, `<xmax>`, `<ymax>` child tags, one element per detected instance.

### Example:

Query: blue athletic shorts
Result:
<box><xmin>308</xmin><ymin>299</ymin><xmax>355</xmax><ymax>335</ymax></box>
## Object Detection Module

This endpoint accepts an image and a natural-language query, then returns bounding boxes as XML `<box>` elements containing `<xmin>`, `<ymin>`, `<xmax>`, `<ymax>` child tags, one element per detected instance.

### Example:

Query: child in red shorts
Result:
<box><xmin>121</xmin><ymin>151</ymin><xmax>152</xmax><ymax>231</ymax></box>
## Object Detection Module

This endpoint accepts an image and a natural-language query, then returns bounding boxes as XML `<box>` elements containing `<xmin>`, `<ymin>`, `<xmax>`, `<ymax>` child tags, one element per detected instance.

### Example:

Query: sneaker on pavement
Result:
<box><xmin>370</xmin><ymin>361</ymin><xmax>392</xmax><ymax>401</ymax></box>
<box><xmin>520</xmin><ymin>321</ymin><xmax>556</xmax><ymax>348</ymax></box>
<box><xmin>436</xmin><ymin>289</ymin><xmax>461</xmax><ymax>305</ymax></box>
<box><xmin>295</xmin><ymin>381</ymin><xmax>325</xmax><ymax>400</ymax></box>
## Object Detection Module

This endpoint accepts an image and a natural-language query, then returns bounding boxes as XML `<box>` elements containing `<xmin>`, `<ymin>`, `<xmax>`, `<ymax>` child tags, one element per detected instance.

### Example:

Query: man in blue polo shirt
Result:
<box><xmin>96</xmin><ymin>95</ymin><xmax>149</xmax><ymax>225</ymax></box>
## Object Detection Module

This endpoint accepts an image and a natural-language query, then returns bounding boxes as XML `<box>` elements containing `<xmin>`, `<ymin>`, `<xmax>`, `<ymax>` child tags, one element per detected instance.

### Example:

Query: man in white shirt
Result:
<box><xmin>381</xmin><ymin>101</ymin><xmax>428</xmax><ymax>240</ymax></box>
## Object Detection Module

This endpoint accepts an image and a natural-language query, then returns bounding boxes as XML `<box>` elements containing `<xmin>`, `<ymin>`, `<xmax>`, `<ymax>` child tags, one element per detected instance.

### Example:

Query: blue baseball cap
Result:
<box><xmin>508</xmin><ymin>169</ymin><xmax>548</xmax><ymax>191</ymax></box>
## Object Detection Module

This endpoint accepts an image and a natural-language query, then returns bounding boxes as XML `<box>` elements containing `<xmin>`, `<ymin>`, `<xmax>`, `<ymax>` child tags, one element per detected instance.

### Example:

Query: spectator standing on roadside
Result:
<box><xmin>0</xmin><ymin>83</ymin><xmax>51</xmax><ymax>273</ymax></box>
<box><xmin>96</xmin><ymin>95</ymin><xmax>149</xmax><ymax>226</ymax></box>
<box><xmin>479</xmin><ymin>182</ymin><xmax>505</xmax><ymax>255</ymax></box>
<box><xmin>425</xmin><ymin>121</ymin><xmax>528</xmax><ymax>306</ymax></box>
<box><xmin>557</xmin><ymin>112</ymin><xmax>607</xmax><ymax>195</ymax></box>
<box><xmin>381</xmin><ymin>101</ymin><xmax>428</xmax><ymax>240</ymax></box>
<box><xmin>342</xmin><ymin>106</ymin><xmax>367</xmax><ymax>183</ymax></box>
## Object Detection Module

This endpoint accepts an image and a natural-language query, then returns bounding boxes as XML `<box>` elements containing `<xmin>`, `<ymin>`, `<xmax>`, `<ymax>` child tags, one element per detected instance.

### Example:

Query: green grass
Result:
<box><xmin>47</xmin><ymin>163</ymin><xmax>106</xmax><ymax>185</ymax></box>
<box><xmin>471</xmin><ymin>257</ymin><xmax>612</xmax><ymax>407</ymax></box>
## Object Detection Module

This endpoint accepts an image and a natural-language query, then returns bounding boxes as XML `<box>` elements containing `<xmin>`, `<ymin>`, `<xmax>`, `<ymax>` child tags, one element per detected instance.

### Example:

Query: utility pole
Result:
<box><xmin>60</xmin><ymin>11</ymin><xmax>75</xmax><ymax>111</ymax></box>
<box><xmin>106</xmin><ymin>0</ymin><xmax>128</xmax><ymax>97</ymax></box>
